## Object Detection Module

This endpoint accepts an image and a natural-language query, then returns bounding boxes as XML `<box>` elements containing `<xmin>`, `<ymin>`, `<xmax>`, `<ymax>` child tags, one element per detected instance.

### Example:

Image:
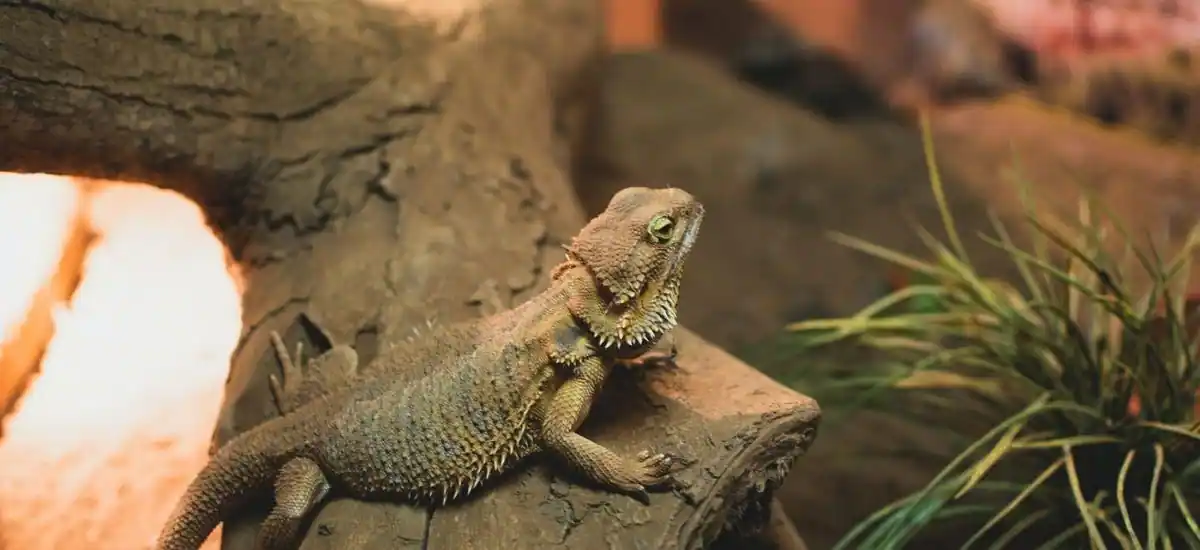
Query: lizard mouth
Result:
<box><xmin>665</xmin><ymin>210</ymin><xmax>703</xmax><ymax>277</ymax></box>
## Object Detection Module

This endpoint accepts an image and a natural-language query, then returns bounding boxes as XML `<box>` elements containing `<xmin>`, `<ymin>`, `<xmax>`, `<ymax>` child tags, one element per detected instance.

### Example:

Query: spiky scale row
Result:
<box><xmin>596</xmin><ymin>276</ymin><xmax>682</xmax><ymax>350</ymax></box>
<box><xmin>328</xmin><ymin>353</ymin><xmax>542</xmax><ymax>503</ymax></box>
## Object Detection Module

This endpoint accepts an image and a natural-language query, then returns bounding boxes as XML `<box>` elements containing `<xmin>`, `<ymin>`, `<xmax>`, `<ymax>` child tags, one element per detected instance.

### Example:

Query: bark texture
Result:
<box><xmin>0</xmin><ymin>0</ymin><xmax>821</xmax><ymax>548</ymax></box>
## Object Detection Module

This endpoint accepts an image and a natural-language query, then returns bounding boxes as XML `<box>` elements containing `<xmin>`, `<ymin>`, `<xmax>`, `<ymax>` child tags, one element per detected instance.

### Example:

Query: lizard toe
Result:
<box><xmin>632</xmin><ymin>451</ymin><xmax>677</xmax><ymax>489</ymax></box>
<box><xmin>639</xmin><ymin>350</ymin><xmax>681</xmax><ymax>371</ymax></box>
<box><xmin>268</xmin><ymin>374</ymin><xmax>287</xmax><ymax>408</ymax></box>
<box><xmin>636</xmin><ymin>451</ymin><xmax>673</xmax><ymax>473</ymax></box>
<box><xmin>606</xmin><ymin>478</ymin><xmax>651</xmax><ymax>504</ymax></box>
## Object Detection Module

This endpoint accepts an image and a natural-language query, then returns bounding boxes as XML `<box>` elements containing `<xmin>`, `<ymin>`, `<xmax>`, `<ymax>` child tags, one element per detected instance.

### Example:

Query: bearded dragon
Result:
<box><xmin>156</xmin><ymin>186</ymin><xmax>705</xmax><ymax>550</ymax></box>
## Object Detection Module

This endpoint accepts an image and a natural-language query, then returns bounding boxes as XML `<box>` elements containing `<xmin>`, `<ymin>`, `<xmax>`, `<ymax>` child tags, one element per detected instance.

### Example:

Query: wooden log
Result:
<box><xmin>0</xmin><ymin>0</ymin><xmax>821</xmax><ymax>548</ymax></box>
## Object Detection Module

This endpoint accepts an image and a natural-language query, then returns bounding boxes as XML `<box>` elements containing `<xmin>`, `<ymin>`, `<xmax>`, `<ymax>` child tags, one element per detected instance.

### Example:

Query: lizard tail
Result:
<box><xmin>155</xmin><ymin>414</ymin><xmax>314</xmax><ymax>550</ymax></box>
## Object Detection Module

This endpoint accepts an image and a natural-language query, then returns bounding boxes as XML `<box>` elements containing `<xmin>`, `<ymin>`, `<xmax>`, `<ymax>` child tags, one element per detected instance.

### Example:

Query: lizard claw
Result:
<box><xmin>629</xmin><ymin>486</ymin><xmax>651</xmax><ymax>505</ymax></box>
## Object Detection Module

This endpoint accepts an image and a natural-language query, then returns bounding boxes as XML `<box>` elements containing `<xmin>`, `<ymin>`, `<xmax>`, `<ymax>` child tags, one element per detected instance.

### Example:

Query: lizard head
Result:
<box><xmin>561</xmin><ymin>186</ymin><xmax>704</xmax><ymax>350</ymax></box>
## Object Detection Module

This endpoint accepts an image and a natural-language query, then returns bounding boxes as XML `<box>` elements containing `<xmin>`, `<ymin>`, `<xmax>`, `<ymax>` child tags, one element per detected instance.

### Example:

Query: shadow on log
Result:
<box><xmin>0</xmin><ymin>0</ymin><xmax>821</xmax><ymax>548</ymax></box>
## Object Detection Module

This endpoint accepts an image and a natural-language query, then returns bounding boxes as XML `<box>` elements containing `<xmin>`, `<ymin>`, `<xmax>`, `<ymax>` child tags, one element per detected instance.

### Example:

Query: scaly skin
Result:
<box><xmin>156</xmin><ymin>186</ymin><xmax>705</xmax><ymax>550</ymax></box>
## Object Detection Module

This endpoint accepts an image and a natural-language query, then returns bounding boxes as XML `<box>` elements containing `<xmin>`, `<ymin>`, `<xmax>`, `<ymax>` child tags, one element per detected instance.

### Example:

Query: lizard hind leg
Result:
<box><xmin>268</xmin><ymin>331</ymin><xmax>360</xmax><ymax>414</ymax></box>
<box><xmin>254</xmin><ymin>457</ymin><xmax>332</xmax><ymax>550</ymax></box>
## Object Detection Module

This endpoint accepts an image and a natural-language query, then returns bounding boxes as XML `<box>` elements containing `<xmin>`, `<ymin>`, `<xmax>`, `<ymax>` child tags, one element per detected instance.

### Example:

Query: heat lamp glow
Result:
<box><xmin>0</xmin><ymin>174</ymin><xmax>242</xmax><ymax>550</ymax></box>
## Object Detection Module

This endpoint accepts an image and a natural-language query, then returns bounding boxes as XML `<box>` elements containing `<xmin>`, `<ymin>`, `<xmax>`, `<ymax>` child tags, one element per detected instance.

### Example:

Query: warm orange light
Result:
<box><xmin>606</xmin><ymin>0</ymin><xmax>661</xmax><ymax>49</ymax></box>
<box><xmin>0</xmin><ymin>174</ymin><xmax>242</xmax><ymax>550</ymax></box>
<box><xmin>0</xmin><ymin>174</ymin><xmax>81</xmax><ymax>350</ymax></box>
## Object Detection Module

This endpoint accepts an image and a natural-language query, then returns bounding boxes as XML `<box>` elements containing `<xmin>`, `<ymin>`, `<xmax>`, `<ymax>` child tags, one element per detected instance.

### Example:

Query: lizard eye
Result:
<box><xmin>646</xmin><ymin>215</ymin><xmax>674</xmax><ymax>244</ymax></box>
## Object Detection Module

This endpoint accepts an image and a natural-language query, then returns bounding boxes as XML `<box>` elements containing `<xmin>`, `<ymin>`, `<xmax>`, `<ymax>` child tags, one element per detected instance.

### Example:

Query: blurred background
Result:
<box><xmin>591</xmin><ymin>0</ymin><xmax>1200</xmax><ymax>548</ymax></box>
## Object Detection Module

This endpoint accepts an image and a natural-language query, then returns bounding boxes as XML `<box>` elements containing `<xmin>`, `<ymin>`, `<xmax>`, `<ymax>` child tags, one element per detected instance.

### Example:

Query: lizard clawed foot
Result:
<box><xmin>268</xmin><ymin>332</ymin><xmax>307</xmax><ymax>413</ymax></box>
<box><xmin>266</xmin><ymin>332</ymin><xmax>362</xmax><ymax>415</ymax></box>
<box><xmin>619</xmin><ymin>345</ymin><xmax>680</xmax><ymax>371</ymax></box>
<box><xmin>642</xmin><ymin>344</ymin><xmax>680</xmax><ymax>369</ymax></box>
<box><xmin>622</xmin><ymin>450</ymin><xmax>687</xmax><ymax>504</ymax></box>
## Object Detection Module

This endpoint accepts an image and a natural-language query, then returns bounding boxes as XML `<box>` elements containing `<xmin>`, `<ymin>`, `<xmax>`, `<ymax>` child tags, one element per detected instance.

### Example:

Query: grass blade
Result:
<box><xmin>919</xmin><ymin>111</ymin><xmax>969</xmax><ymax>265</ymax></box>
<box><xmin>1063</xmin><ymin>444</ymin><xmax>1107</xmax><ymax>548</ymax></box>
<box><xmin>1147</xmin><ymin>444</ymin><xmax>1166</xmax><ymax>550</ymax></box>
<box><xmin>965</xmin><ymin>457</ymin><xmax>1064</xmax><ymax>548</ymax></box>
<box><xmin>1119</xmin><ymin>449</ymin><xmax>1147</xmax><ymax>550</ymax></box>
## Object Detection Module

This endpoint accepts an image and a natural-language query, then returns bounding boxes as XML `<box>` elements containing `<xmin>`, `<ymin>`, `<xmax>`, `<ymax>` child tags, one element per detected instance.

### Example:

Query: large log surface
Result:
<box><xmin>0</xmin><ymin>0</ymin><xmax>821</xmax><ymax>548</ymax></box>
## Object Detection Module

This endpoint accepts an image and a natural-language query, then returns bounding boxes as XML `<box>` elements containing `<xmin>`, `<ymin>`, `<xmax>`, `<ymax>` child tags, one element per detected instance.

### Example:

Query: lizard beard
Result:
<box><xmin>591</xmin><ymin>271</ymin><xmax>682</xmax><ymax>351</ymax></box>
<box><xmin>601</xmin><ymin>215</ymin><xmax>697</xmax><ymax>349</ymax></box>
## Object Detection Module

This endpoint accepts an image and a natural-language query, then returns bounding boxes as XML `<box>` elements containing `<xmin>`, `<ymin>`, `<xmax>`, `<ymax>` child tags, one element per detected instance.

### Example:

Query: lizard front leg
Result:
<box><xmin>537</xmin><ymin>356</ymin><xmax>678</xmax><ymax>501</ymax></box>
<box><xmin>255</xmin><ymin>457</ymin><xmax>331</xmax><ymax>550</ymax></box>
